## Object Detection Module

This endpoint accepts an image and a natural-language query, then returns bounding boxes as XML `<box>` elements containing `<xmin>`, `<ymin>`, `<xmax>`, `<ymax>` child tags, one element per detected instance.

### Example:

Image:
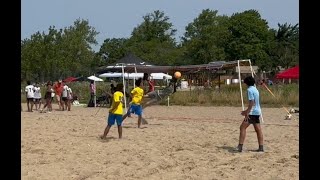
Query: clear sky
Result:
<box><xmin>22</xmin><ymin>0</ymin><xmax>299</xmax><ymax>52</ymax></box>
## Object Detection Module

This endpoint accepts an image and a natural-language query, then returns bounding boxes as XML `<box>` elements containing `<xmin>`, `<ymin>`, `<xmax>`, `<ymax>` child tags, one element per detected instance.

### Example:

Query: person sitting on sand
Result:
<box><xmin>100</xmin><ymin>83</ymin><xmax>124</xmax><ymax>139</ymax></box>
<box><xmin>236</xmin><ymin>76</ymin><xmax>264</xmax><ymax>152</ymax></box>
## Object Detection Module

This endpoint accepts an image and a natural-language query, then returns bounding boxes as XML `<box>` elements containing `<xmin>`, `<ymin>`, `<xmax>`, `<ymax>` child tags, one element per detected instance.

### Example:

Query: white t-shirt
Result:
<box><xmin>62</xmin><ymin>85</ymin><xmax>69</xmax><ymax>97</ymax></box>
<box><xmin>68</xmin><ymin>88</ymin><xmax>73</xmax><ymax>99</ymax></box>
<box><xmin>51</xmin><ymin>88</ymin><xmax>55</xmax><ymax>98</ymax></box>
<box><xmin>25</xmin><ymin>85</ymin><xmax>34</xmax><ymax>98</ymax></box>
<box><xmin>33</xmin><ymin>87</ymin><xmax>41</xmax><ymax>99</ymax></box>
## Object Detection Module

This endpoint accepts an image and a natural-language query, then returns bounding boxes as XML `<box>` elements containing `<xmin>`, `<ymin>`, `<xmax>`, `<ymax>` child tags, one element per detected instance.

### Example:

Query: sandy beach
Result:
<box><xmin>22</xmin><ymin>103</ymin><xmax>299</xmax><ymax>180</ymax></box>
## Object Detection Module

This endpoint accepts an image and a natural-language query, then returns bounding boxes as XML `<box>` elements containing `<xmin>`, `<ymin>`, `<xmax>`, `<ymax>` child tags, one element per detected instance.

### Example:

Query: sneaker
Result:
<box><xmin>256</xmin><ymin>149</ymin><xmax>264</xmax><ymax>152</ymax></box>
<box><xmin>234</xmin><ymin>146</ymin><xmax>243</xmax><ymax>152</ymax></box>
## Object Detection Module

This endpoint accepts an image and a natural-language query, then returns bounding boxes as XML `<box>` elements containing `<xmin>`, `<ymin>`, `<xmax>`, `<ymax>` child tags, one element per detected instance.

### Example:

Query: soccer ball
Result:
<box><xmin>174</xmin><ymin>71</ymin><xmax>181</xmax><ymax>79</ymax></box>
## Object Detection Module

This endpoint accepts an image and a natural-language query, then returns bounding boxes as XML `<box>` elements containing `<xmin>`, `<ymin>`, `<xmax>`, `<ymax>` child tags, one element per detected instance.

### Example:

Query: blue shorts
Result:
<box><xmin>127</xmin><ymin>104</ymin><xmax>142</xmax><ymax>116</ymax></box>
<box><xmin>107</xmin><ymin>113</ymin><xmax>123</xmax><ymax>126</ymax></box>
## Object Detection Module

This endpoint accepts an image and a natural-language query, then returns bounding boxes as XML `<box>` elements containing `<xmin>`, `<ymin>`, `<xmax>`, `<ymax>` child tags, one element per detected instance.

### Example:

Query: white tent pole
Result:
<box><xmin>167</xmin><ymin>72</ymin><xmax>170</xmax><ymax>106</ymax></box>
<box><xmin>134</xmin><ymin>64</ymin><xmax>137</xmax><ymax>88</ymax></box>
<box><xmin>94</xmin><ymin>74</ymin><xmax>96</xmax><ymax>108</ymax></box>
<box><xmin>121</xmin><ymin>64</ymin><xmax>127</xmax><ymax>112</ymax></box>
<box><xmin>248</xmin><ymin>59</ymin><xmax>254</xmax><ymax>77</ymax></box>
<box><xmin>238</xmin><ymin>60</ymin><xmax>244</xmax><ymax>111</ymax></box>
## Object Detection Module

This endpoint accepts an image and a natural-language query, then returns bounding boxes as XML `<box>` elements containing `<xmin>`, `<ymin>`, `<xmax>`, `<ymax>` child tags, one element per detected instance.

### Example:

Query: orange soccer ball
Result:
<box><xmin>174</xmin><ymin>71</ymin><xmax>181</xmax><ymax>79</ymax></box>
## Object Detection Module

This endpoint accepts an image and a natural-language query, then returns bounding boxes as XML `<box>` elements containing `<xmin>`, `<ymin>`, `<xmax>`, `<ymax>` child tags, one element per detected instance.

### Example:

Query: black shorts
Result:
<box><xmin>27</xmin><ymin>98</ymin><xmax>33</xmax><ymax>102</ymax></box>
<box><xmin>34</xmin><ymin>98</ymin><xmax>41</xmax><ymax>102</ymax></box>
<box><xmin>62</xmin><ymin>97</ymin><xmax>68</xmax><ymax>101</ymax></box>
<box><xmin>245</xmin><ymin>115</ymin><xmax>260</xmax><ymax>124</ymax></box>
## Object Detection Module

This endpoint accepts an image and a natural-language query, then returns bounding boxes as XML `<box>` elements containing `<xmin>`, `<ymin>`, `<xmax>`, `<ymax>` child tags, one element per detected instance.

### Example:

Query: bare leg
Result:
<box><xmin>56</xmin><ymin>96</ymin><xmax>62</xmax><ymax>110</ymax></box>
<box><xmin>117</xmin><ymin>125</ymin><xmax>122</xmax><ymax>139</ymax></box>
<box><xmin>239</xmin><ymin>121</ymin><xmax>250</xmax><ymax>145</ymax></box>
<box><xmin>100</xmin><ymin>125</ymin><xmax>111</xmax><ymax>139</ymax></box>
<box><xmin>253</xmin><ymin>124</ymin><xmax>264</xmax><ymax>146</ymax></box>
<box><xmin>48</xmin><ymin>99</ymin><xmax>52</xmax><ymax>112</ymax></box>
<box><xmin>42</xmin><ymin>99</ymin><xmax>48</xmax><ymax>112</ymax></box>
<box><xmin>68</xmin><ymin>100</ymin><xmax>71</xmax><ymax>111</ymax></box>
<box><xmin>27</xmin><ymin>100</ymin><xmax>30</xmax><ymax>112</ymax></box>
<box><xmin>34</xmin><ymin>100</ymin><xmax>38</xmax><ymax>110</ymax></box>
<box><xmin>30</xmin><ymin>100</ymin><xmax>34</xmax><ymax>112</ymax></box>
<box><xmin>138</xmin><ymin>115</ymin><xmax>142</xmax><ymax>128</ymax></box>
<box><xmin>122</xmin><ymin>106</ymin><xmax>131</xmax><ymax>121</ymax></box>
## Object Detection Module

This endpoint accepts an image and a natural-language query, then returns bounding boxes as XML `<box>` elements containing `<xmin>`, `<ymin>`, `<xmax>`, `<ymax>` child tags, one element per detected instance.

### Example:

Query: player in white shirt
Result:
<box><xmin>67</xmin><ymin>86</ymin><xmax>73</xmax><ymax>111</ymax></box>
<box><xmin>33</xmin><ymin>82</ymin><xmax>42</xmax><ymax>111</ymax></box>
<box><xmin>25</xmin><ymin>80</ymin><xmax>35</xmax><ymax>112</ymax></box>
<box><xmin>62</xmin><ymin>84</ymin><xmax>69</xmax><ymax>111</ymax></box>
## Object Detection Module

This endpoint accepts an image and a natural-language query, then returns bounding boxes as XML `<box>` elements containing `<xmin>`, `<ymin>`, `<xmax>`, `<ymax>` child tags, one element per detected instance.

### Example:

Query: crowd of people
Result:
<box><xmin>23</xmin><ymin>79</ymin><xmax>73</xmax><ymax>113</ymax></box>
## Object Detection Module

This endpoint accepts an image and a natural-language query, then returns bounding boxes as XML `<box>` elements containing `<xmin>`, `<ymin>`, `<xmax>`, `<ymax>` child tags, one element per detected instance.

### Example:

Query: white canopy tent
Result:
<box><xmin>99</xmin><ymin>72</ymin><xmax>172</xmax><ymax>80</ymax></box>
<box><xmin>87</xmin><ymin>75</ymin><xmax>104</xmax><ymax>82</ymax></box>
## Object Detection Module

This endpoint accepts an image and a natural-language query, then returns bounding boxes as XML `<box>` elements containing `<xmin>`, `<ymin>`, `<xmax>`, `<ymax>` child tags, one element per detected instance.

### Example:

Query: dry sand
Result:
<box><xmin>22</xmin><ymin>103</ymin><xmax>299</xmax><ymax>180</ymax></box>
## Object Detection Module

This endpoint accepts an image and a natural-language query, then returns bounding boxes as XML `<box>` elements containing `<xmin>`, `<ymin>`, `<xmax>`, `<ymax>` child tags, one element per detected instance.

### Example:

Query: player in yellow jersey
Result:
<box><xmin>100</xmin><ymin>83</ymin><xmax>124</xmax><ymax>139</ymax></box>
<box><xmin>122</xmin><ymin>78</ymin><xmax>147</xmax><ymax>128</ymax></box>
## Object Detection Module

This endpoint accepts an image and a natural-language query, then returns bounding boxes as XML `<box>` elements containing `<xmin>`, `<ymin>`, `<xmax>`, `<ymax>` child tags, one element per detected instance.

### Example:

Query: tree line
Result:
<box><xmin>21</xmin><ymin>9</ymin><xmax>298</xmax><ymax>82</ymax></box>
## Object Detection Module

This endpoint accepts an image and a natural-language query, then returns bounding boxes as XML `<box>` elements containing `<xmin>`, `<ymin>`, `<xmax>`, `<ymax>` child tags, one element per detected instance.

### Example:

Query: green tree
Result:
<box><xmin>225</xmin><ymin>10</ymin><xmax>273</xmax><ymax>71</ymax></box>
<box><xmin>98</xmin><ymin>38</ymin><xmax>129</xmax><ymax>65</ymax></box>
<box><xmin>182</xmin><ymin>9</ymin><xmax>230</xmax><ymax>64</ymax></box>
<box><xmin>21</xmin><ymin>19</ymin><xmax>99</xmax><ymax>82</ymax></box>
<box><xmin>273</xmin><ymin>23</ymin><xmax>299</xmax><ymax>69</ymax></box>
<box><xmin>126</xmin><ymin>10</ymin><xmax>181</xmax><ymax>65</ymax></box>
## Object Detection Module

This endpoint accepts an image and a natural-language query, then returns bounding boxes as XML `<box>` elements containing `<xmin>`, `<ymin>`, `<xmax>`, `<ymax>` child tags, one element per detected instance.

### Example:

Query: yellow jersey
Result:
<box><xmin>110</xmin><ymin>91</ymin><xmax>124</xmax><ymax>115</ymax></box>
<box><xmin>131</xmin><ymin>87</ymin><xmax>144</xmax><ymax>105</ymax></box>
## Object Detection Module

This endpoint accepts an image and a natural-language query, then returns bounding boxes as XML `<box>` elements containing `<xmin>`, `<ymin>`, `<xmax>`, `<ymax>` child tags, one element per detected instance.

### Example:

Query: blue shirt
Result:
<box><xmin>247</xmin><ymin>86</ymin><xmax>261</xmax><ymax>115</ymax></box>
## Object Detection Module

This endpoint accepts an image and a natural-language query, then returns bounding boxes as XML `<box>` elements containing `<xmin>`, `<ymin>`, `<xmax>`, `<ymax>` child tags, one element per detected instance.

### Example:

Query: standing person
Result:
<box><xmin>61</xmin><ymin>83</ymin><xmax>70</xmax><ymax>111</ymax></box>
<box><xmin>41</xmin><ymin>81</ymin><xmax>53</xmax><ymax>113</ymax></box>
<box><xmin>100</xmin><ymin>83</ymin><xmax>124</xmax><ymax>139</ymax></box>
<box><xmin>122</xmin><ymin>78</ymin><xmax>146</xmax><ymax>128</ymax></box>
<box><xmin>25</xmin><ymin>80</ymin><xmax>34</xmax><ymax>112</ymax></box>
<box><xmin>67</xmin><ymin>85</ymin><xmax>73</xmax><ymax>111</ymax></box>
<box><xmin>147</xmin><ymin>75</ymin><xmax>155</xmax><ymax>93</ymax></box>
<box><xmin>53</xmin><ymin>79</ymin><xmax>64</xmax><ymax>110</ymax></box>
<box><xmin>236</xmin><ymin>76</ymin><xmax>264</xmax><ymax>152</ymax></box>
<box><xmin>88</xmin><ymin>80</ymin><xmax>95</xmax><ymax>107</ymax></box>
<box><xmin>33</xmin><ymin>82</ymin><xmax>42</xmax><ymax>111</ymax></box>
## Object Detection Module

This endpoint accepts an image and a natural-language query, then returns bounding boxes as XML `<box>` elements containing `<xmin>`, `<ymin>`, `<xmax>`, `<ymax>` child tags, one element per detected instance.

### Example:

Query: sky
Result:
<box><xmin>22</xmin><ymin>0</ymin><xmax>299</xmax><ymax>52</ymax></box>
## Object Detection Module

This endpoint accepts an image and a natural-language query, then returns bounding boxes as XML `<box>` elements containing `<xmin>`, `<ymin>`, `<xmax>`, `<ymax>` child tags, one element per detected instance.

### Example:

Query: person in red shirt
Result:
<box><xmin>53</xmin><ymin>79</ymin><xmax>64</xmax><ymax>110</ymax></box>
<box><xmin>147</xmin><ymin>76</ymin><xmax>155</xmax><ymax>93</ymax></box>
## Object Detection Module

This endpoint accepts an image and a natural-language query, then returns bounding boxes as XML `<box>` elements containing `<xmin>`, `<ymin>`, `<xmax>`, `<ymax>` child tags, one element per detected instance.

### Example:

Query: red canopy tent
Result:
<box><xmin>63</xmin><ymin>77</ymin><xmax>78</xmax><ymax>83</ymax></box>
<box><xmin>276</xmin><ymin>66</ymin><xmax>299</xmax><ymax>79</ymax></box>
